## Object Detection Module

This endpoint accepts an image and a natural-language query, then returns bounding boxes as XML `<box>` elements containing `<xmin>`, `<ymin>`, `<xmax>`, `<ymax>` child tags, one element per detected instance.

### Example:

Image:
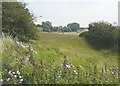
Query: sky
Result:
<box><xmin>20</xmin><ymin>0</ymin><xmax>120</xmax><ymax>27</ymax></box>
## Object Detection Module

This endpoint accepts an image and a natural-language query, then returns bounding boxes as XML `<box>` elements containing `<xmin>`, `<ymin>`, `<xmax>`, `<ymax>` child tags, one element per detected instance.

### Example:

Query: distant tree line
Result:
<box><xmin>37</xmin><ymin>21</ymin><xmax>80</xmax><ymax>32</ymax></box>
<box><xmin>2</xmin><ymin>2</ymin><xmax>38</xmax><ymax>41</ymax></box>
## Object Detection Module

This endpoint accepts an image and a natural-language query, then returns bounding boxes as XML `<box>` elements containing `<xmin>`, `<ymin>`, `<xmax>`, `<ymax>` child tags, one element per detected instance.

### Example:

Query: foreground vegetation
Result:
<box><xmin>1</xmin><ymin>33</ymin><xmax>118</xmax><ymax>84</ymax></box>
<box><xmin>1</xmin><ymin>2</ymin><xmax>119</xmax><ymax>85</ymax></box>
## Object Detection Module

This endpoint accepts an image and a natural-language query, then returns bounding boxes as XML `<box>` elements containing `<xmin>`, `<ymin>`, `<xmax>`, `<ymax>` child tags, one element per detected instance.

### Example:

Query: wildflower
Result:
<box><xmin>74</xmin><ymin>70</ymin><xmax>76</xmax><ymax>72</ymax></box>
<box><xmin>66</xmin><ymin>64</ymin><xmax>71</xmax><ymax>68</ymax></box>
<box><xmin>12</xmin><ymin>71</ymin><xmax>15</xmax><ymax>74</ymax></box>
<box><xmin>111</xmin><ymin>71</ymin><xmax>115</xmax><ymax>75</ymax></box>
<box><xmin>16</xmin><ymin>71</ymin><xmax>20</xmax><ymax>75</ymax></box>
<box><xmin>19</xmin><ymin>76</ymin><xmax>22</xmax><ymax>79</ymax></box>
<box><xmin>6</xmin><ymin>78</ymin><xmax>10</xmax><ymax>81</ymax></box>
<box><xmin>14</xmin><ymin>75</ymin><xmax>17</xmax><ymax>78</ymax></box>
<box><xmin>8</xmin><ymin>71</ymin><xmax>12</xmax><ymax>74</ymax></box>
<box><xmin>19</xmin><ymin>78</ymin><xmax>24</xmax><ymax>83</ymax></box>
<box><xmin>26</xmin><ymin>57</ymin><xmax>29</xmax><ymax>61</ymax></box>
<box><xmin>74</xmin><ymin>70</ymin><xmax>78</xmax><ymax>74</ymax></box>
<box><xmin>76</xmin><ymin>72</ymin><xmax>78</xmax><ymax>75</ymax></box>
<box><xmin>20</xmin><ymin>79</ymin><xmax>23</xmax><ymax>82</ymax></box>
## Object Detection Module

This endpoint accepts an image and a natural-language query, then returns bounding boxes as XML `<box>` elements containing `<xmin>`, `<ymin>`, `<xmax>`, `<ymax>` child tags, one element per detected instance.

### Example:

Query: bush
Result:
<box><xmin>80</xmin><ymin>21</ymin><xmax>119</xmax><ymax>49</ymax></box>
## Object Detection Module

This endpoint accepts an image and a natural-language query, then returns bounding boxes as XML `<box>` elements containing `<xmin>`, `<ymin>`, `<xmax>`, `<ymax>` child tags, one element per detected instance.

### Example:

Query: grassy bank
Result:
<box><xmin>1</xmin><ymin>32</ymin><xmax>118</xmax><ymax>84</ymax></box>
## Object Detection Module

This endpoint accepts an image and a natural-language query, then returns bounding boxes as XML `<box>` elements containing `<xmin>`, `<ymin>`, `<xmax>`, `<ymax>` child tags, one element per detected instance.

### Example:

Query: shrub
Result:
<box><xmin>80</xmin><ymin>21</ymin><xmax>119</xmax><ymax>49</ymax></box>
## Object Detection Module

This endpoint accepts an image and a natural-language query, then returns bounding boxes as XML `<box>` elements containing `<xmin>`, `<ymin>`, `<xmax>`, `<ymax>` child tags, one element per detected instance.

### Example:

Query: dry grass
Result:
<box><xmin>43</xmin><ymin>32</ymin><xmax>80</xmax><ymax>35</ymax></box>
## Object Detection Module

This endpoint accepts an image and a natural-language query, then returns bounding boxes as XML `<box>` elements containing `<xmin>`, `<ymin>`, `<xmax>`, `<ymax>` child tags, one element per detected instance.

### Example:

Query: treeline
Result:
<box><xmin>2</xmin><ymin>2</ymin><xmax>120</xmax><ymax>50</ymax></box>
<box><xmin>37</xmin><ymin>21</ymin><xmax>80</xmax><ymax>32</ymax></box>
<box><xmin>80</xmin><ymin>21</ymin><xmax>120</xmax><ymax>50</ymax></box>
<box><xmin>2</xmin><ymin>2</ymin><xmax>38</xmax><ymax>41</ymax></box>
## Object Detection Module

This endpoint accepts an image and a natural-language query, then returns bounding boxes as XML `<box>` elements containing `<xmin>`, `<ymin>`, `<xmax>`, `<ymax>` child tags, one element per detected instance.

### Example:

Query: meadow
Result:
<box><xmin>33</xmin><ymin>32</ymin><xmax>118</xmax><ymax>68</ymax></box>
<box><xmin>1</xmin><ymin>32</ymin><xmax>118</xmax><ymax>84</ymax></box>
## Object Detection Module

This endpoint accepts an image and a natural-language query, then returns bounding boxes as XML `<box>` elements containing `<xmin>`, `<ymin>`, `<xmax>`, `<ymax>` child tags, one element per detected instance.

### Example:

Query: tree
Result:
<box><xmin>42</xmin><ymin>21</ymin><xmax>52</xmax><ymax>32</ymax></box>
<box><xmin>57</xmin><ymin>26</ymin><xmax>63</xmax><ymax>32</ymax></box>
<box><xmin>63</xmin><ymin>26</ymin><xmax>68</xmax><ymax>32</ymax></box>
<box><xmin>67</xmin><ymin>22</ymin><xmax>80</xmax><ymax>31</ymax></box>
<box><xmin>2</xmin><ymin>2</ymin><xmax>38</xmax><ymax>41</ymax></box>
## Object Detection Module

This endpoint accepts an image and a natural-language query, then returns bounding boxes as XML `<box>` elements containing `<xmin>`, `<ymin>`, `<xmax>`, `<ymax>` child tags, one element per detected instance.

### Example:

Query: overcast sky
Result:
<box><xmin>20</xmin><ymin>0</ymin><xmax>120</xmax><ymax>27</ymax></box>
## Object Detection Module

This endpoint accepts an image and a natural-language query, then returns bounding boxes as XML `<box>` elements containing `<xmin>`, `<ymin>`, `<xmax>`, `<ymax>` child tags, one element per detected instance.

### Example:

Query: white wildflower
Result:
<box><xmin>12</xmin><ymin>72</ymin><xmax>15</xmax><ymax>74</ymax></box>
<box><xmin>19</xmin><ymin>76</ymin><xmax>22</xmax><ymax>79</ymax></box>
<box><xmin>8</xmin><ymin>71</ymin><xmax>12</xmax><ymax>74</ymax></box>
<box><xmin>111</xmin><ymin>71</ymin><xmax>115</xmax><ymax>75</ymax></box>
<box><xmin>17</xmin><ymin>71</ymin><xmax>20</xmax><ymax>75</ymax></box>
<box><xmin>20</xmin><ymin>79</ymin><xmax>23</xmax><ymax>82</ymax></box>
<box><xmin>26</xmin><ymin>58</ymin><xmax>29</xmax><ymax>61</ymax></box>
<box><xmin>14</xmin><ymin>75</ymin><xmax>17</xmax><ymax>78</ymax></box>
<box><xmin>66</xmin><ymin>64</ymin><xmax>71</xmax><ymax>68</ymax></box>
<box><xmin>106</xmin><ymin>69</ymin><xmax>109</xmax><ymax>72</ymax></box>
<box><xmin>74</xmin><ymin>70</ymin><xmax>78</xmax><ymax>74</ymax></box>
<box><xmin>74</xmin><ymin>70</ymin><xmax>76</xmax><ymax>72</ymax></box>
<box><xmin>6</xmin><ymin>78</ymin><xmax>10</xmax><ymax>81</ymax></box>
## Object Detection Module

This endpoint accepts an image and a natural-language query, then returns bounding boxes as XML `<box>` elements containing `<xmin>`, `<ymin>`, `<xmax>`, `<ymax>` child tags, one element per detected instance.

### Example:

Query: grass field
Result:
<box><xmin>2</xmin><ymin>32</ymin><xmax>118</xmax><ymax>84</ymax></box>
<box><xmin>31</xmin><ymin>32</ymin><xmax>118</xmax><ymax>68</ymax></box>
